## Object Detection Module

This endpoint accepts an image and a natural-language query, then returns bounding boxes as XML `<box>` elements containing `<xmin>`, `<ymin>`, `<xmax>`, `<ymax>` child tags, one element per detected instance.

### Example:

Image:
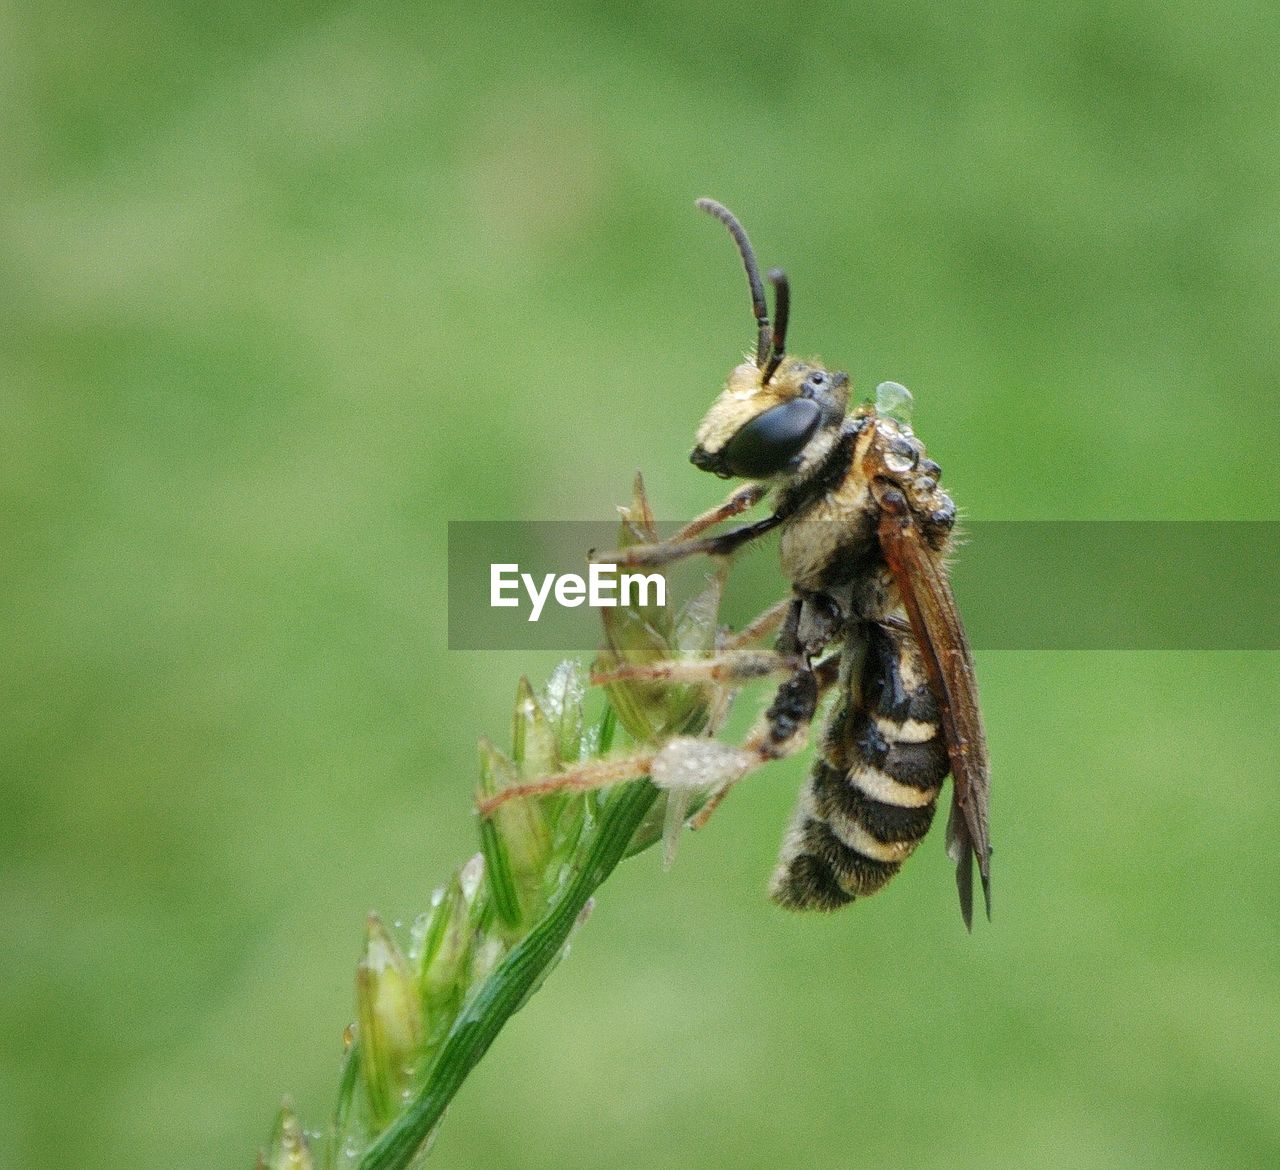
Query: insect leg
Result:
<box><xmin>678</xmin><ymin>590</ymin><xmax>842</xmax><ymax>829</ymax></box>
<box><xmin>721</xmin><ymin>596</ymin><xmax>792</xmax><ymax>650</ymax></box>
<box><xmin>591</xmin><ymin>648</ymin><xmax>800</xmax><ymax>689</ymax></box>
<box><xmin>481</xmin><ymin>591</ymin><xmax>838</xmax><ymax>827</ymax></box>
<box><xmin>667</xmin><ymin>482</ymin><xmax>768</xmax><ymax>542</ymax></box>
<box><xmin>593</xmin><ymin>511</ymin><xmax>785</xmax><ymax>570</ymax></box>
<box><xmin>476</xmin><ymin>751</ymin><xmax>656</xmax><ymax>817</ymax></box>
<box><xmin>758</xmin><ymin>667</ymin><xmax>821</xmax><ymax>758</ymax></box>
<box><xmin>480</xmin><ymin>650</ymin><xmax>841</xmax><ymax>826</ymax></box>
<box><xmin>591</xmin><ymin>596</ymin><xmax>795</xmax><ymax>690</ymax></box>
<box><xmin>683</xmin><ymin>652</ymin><xmax>842</xmax><ymax>830</ymax></box>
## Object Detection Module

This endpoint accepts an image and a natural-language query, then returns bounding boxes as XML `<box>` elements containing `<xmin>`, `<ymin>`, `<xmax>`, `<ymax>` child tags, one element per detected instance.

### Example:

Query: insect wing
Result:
<box><xmin>876</xmin><ymin>497</ymin><xmax>992</xmax><ymax>928</ymax></box>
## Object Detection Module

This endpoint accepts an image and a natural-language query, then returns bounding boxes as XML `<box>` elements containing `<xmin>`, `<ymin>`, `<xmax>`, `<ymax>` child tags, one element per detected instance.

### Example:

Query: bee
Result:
<box><xmin>480</xmin><ymin>199</ymin><xmax>992</xmax><ymax>928</ymax></box>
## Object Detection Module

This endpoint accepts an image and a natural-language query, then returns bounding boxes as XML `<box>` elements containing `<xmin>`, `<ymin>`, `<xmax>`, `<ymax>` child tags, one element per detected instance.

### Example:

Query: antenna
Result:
<box><xmin>764</xmin><ymin>268</ymin><xmax>790</xmax><ymax>383</ymax></box>
<box><xmin>695</xmin><ymin>198</ymin><xmax>771</xmax><ymax>369</ymax></box>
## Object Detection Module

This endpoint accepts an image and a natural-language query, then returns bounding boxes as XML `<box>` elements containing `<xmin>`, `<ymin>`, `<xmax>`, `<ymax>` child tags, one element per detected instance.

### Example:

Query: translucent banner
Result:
<box><xmin>447</xmin><ymin>521</ymin><xmax>1279</xmax><ymax>651</ymax></box>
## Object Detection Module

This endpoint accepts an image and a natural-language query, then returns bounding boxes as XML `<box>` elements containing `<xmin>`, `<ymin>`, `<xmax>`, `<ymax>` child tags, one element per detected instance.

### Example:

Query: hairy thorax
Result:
<box><xmin>777</xmin><ymin>410</ymin><xmax>956</xmax><ymax>607</ymax></box>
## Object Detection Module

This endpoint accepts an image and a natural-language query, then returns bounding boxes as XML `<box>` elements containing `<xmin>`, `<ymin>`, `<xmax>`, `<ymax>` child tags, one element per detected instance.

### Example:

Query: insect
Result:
<box><xmin>480</xmin><ymin>199</ymin><xmax>992</xmax><ymax>928</ymax></box>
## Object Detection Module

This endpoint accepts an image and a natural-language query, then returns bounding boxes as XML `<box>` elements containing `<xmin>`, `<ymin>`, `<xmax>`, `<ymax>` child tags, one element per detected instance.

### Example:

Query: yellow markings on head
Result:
<box><xmin>694</xmin><ymin>356</ymin><xmax>825</xmax><ymax>456</ymax></box>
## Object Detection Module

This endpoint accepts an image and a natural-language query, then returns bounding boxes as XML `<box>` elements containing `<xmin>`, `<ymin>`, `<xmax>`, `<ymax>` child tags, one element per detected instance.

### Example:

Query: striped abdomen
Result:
<box><xmin>770</xmin><ymin>620</ymin><xmax>949</xmax><ymax>911</ymax></box>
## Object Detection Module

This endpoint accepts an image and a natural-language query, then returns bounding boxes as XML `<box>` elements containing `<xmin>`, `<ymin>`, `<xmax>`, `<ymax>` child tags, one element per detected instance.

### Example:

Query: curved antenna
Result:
<box><xmin>695</xmin><ymin>198</ymin><xmax>771</xmax><ymax>368</ymax></box>
<box><xmin>763</xmin><ymin>267</ymin><xmax>790</xmax><ymax>383</ymax></box>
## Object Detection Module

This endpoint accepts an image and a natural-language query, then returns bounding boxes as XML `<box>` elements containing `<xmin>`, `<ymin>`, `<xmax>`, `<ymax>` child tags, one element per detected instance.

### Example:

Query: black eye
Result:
<box><xmin>807</xmin><ymin>372</ymin><xmax>827</xmax><ymax>390</ymax></box>
<box><xmin>720</xmin><ymin>398</ymin><xmax>822</xmax><ymax>478</ymax></box>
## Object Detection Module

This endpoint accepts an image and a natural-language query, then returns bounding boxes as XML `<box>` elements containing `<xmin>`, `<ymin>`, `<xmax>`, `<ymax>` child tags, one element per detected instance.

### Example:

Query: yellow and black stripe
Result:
<box><xmin>770</xmin><ymin>620</ymin><xmax>948</xmax><ymax>910</ymax></box>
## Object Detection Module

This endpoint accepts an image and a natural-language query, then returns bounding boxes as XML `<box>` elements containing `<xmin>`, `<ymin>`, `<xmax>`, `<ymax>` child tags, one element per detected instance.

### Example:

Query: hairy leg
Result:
<box><xmin>669</xmin><ymin>482</ymin><xmax>767</xmax><ymax>542</ymax></box>
<box><xmin>478</xmin><ymin>651</ymin><xmax>842</xmax><ymax>824</ymax></box>
<box><xmin>593</xmin><ymin>511</ymin><xmax>785</xmax><ymax>569</ymax></box>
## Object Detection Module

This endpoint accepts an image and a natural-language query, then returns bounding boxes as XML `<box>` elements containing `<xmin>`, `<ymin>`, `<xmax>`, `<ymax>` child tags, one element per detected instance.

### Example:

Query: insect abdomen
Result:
<box><xmin>770</xmin><ymin>622</ymin><xmax>948</xmax><ymax>911</ymax></box>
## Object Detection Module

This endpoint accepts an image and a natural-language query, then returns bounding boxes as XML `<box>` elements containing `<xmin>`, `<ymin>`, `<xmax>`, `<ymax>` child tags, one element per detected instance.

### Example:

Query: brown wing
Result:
<box><xmin>875</xmin><ymin>487</ymin><xmax>992</xmax><ymax>929</ymax></box>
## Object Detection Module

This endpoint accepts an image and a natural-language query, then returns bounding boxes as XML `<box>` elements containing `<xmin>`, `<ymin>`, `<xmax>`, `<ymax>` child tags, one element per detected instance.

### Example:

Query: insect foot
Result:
<box><xmin>649</xmin><ymin>737</ymin><xmax>756</xmax><ymax>792</ymax></box>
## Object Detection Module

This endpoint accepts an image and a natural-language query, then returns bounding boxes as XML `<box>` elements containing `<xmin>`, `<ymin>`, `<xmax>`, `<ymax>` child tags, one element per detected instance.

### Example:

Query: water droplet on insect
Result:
<box><xmin>884</xmin><ymin>436</ymin><xmax>919</xmax><ymax>473</ymax></box>
<box><xmin>875</xmin><ymin>381</ymin><xmax>914</xmax><ymax>425</ymax></box>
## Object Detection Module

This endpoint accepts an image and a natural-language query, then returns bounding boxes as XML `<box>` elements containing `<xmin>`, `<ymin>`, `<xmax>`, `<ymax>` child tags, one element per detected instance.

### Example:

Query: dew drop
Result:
<box><xmin>875</xmin><ymin>381</ymin><xmax>914</xmax><ymax>425</ymax></box>
<box><xmin>459</xmin><ymin>852</ymin><xmax>485</xmax><ymax>900</ymax></box>
<box><xmin>883</xmin><ymin>436</ymin><xmax>919</xmax><ymax>474</ymax></box>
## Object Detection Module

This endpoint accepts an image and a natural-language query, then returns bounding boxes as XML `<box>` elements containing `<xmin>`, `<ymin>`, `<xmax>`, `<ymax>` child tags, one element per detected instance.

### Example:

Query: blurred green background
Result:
<box><xmin>4</xmin><ymin>2</ymin><xmax>1278</xmax><ymax>1167</ymax></box>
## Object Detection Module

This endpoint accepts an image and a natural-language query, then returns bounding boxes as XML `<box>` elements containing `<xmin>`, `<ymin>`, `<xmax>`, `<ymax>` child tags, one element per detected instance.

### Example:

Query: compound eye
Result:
<box><xmin>720</xmin><ymin>398</ymin><xmax>822</xmax><ymax>478</ymax></box>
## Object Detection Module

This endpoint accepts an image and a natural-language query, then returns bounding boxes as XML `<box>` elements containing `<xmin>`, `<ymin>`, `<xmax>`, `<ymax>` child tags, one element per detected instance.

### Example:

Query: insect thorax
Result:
<box><xmin>776</xmin><ymin>409</ymin><xmax>956</xmax><ymax>612</ymax></box>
